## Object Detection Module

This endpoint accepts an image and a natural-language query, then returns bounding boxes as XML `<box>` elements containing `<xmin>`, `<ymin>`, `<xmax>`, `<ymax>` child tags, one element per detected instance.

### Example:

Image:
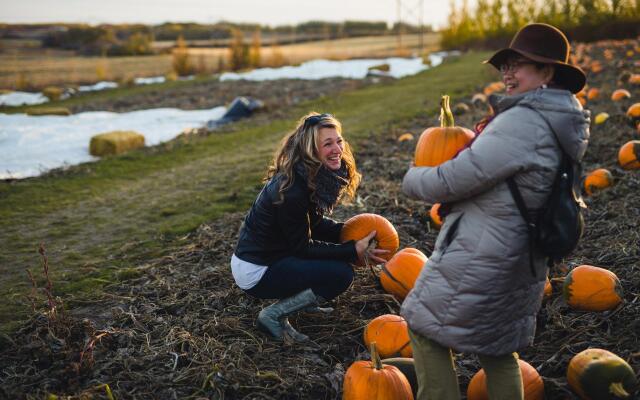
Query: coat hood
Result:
<box><xmin>490</xmin><ymin>89</ymin><xmax>590</xmax><ymax>162</ymax></box>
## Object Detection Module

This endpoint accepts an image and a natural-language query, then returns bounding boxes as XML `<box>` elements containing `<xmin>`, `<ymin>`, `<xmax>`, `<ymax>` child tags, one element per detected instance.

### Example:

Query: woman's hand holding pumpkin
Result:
<box><xmin>355</xmin><ymin>230</ymin><xmax>389</xmax><ymax>265</ymax></box>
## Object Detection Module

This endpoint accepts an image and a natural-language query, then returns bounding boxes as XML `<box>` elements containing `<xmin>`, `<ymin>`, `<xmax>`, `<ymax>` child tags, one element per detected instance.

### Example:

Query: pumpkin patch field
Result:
<box><xmin>1</xmin><ymin>40</ymin><xmax>639</xmax><ymax>399</ymax></box>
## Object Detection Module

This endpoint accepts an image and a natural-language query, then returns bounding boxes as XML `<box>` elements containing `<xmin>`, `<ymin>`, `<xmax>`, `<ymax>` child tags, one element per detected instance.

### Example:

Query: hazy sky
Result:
<box><xmin>0</xmin><ymin>0</ymin><xmax>455</xmax><ymax>29</ymax></box>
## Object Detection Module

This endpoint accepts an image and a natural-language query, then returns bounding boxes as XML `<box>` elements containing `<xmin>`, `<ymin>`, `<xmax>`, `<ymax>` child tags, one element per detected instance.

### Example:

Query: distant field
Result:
<box><xmin>0</xmin><ymin>33</ymin><xmax>440</xmax><ymax>90</ymax></box>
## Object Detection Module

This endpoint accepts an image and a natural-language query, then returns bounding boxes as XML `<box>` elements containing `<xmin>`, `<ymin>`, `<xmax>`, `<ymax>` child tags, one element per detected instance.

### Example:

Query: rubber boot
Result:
<box><xmin>282</xmin><ymin>318</ymin><xmax>310</xmax><ymax>342</ymax></box>
<box><xmin>305</xmin><ymin>299</ymin><xmax>334</xmax><ymax>314</ymax></box>
<box><xmin>257</xmin><ymin>288</ymin><xmax>319</xmax><ymax>341</ymax></box>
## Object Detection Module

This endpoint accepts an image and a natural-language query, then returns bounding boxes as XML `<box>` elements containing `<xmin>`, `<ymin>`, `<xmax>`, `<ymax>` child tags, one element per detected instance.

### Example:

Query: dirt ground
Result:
<box><xmin>1</xmin><ymin>42</ymin><xmax>639</xmax><ymax>399</ymax></box>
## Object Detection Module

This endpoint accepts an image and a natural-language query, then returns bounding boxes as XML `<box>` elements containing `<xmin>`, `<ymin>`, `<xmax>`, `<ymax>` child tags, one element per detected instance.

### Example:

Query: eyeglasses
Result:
<box><xmin>303</xmin><ymin>113</ymin><xmax>332</xmax><ymax>130</ymax></box>
<box><xmin>499</xmin><ymin>60</ymin><xmax>537</xmax><ymax>74</ymax></box>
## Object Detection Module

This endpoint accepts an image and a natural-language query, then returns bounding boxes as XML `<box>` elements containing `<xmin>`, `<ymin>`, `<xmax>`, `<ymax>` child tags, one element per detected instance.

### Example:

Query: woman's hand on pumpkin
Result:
<box><xmin>367</xmin><ymin>247</ymin><xmax>390</xmax><ymax>264</ymax></box>
<box><xmin>355</xmin><ymin>231</ymin><xmax>389</xmax><ymax>265</ymax></box>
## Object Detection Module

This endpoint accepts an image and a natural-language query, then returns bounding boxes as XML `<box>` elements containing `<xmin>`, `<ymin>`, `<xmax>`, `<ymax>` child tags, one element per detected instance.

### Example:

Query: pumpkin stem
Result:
<box><xmin>439</xmin><ymin>95</ymin><xmax>455</xmax><ymax>128</ymax></box>
<box><xmin>609</xmin><ymin>382</ymin><xmax>630</xmax><ymax>398</ymax></box>
<box><xmin>370</xmin><ymin>342</ymin><xmax>383</xmax><ymax>370</ymax></box>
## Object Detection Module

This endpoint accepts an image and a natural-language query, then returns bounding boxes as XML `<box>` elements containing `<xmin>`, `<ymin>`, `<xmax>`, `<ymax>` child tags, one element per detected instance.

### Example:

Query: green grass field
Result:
<box><xmin>0</xmin><ymin>50</ymin><xmax>494</xmax><ymax>333</ymax></box>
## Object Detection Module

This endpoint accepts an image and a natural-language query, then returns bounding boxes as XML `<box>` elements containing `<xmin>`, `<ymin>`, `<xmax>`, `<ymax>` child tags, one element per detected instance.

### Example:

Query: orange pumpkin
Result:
<box><xmin>380</xmin><ymin>357</ymin><xmax>418</xmax><ymax>399</ymax></box>
<box><xmin>562</xmin><ymin>265</ymin><xmax>623</xmax><ymax>311</ymax></box>
<box><xmin>414</xmin><ymin>95</ymin><xmax>475</xmax><ymax>167</ymax></box>
<box><xmin>544</xmin><ymin>277</ymin><xmax>552</xmax><ymax>299</ymax></box>
<box><xmin>587</xmin><ymin>87</ymin><xmax>600</xmax><ymax>100</ymax></box>
<box><xmin>401</xmin><ymin>247</ymin><xmax>428</xmax><ymax>259</ymax></box>
<box><xmin>577</xmin><ymin>96</ymin><xmax>587</xmax><ymax>107</ymax></box>
<box><xmin>611</xmin><ymin>89</ymin><xmax>631</xmax><ymax>101</ymax></box>
<box><xmin>483</xmin><ymin>81</ymin><xmax>505</xmax><ymax>96</ymax></box>
<box><xmin>626</xmin><ymin>102</ymin><xmax>640</xmax><ymax>118</ymax></box>
<box><xmin>398</xmin><ymin>133</ymin><xmax>414</xmax><ymax>142</ymax></box>
<box><xmin>629</xmin><ymin>74</ymin><xmax>640</xmax><ymax>84</ymax></box>
<box><xmin>429</xmin><ymin>203</ymin><xmax>443</xmax><ymax>228</ymax></box>
<box><xmin>364</xmin><ymin>314</ymin><xmax>412</xmax><ymax>358</ymax></box>
<box><xmin>583</xmin><ymin>168</ymin><xmax>613</xmax><ymax>196</ymax></box>
<box><xmin>567</xmin><ymin>348</ymin><xmax>637</xmax><ymax>400</ymax></box>
<box><xmin>590</xmin><ymin>60</ymin><xmax>603</xmax><ymax>74</ymax></box>
<box><xmin>380</xmin><ymin>248</ymin><xmax>427</xmax><ymax>300</ymax></box>
<box><xmin>341</xmin><ymin>213</ymin><xmax>399</xmax><ymax>265</ymax></box>
<box><xmin>467</xmin><ymin>359</ymin><xmax>544</xmax><ymax>400</ymax></box>
<box><xmin>577</xmin><ymin>87</ymin><xmax>588</xmax><ymax>99</ymax></box>
<box><xmin>618</xmin><ymin>140</ymin><xmax>640</xmax><ymax>170</ymax></box>
<box><xmin>343</xmin><ymin>342</ymin><xmax>414</xmax><ymax>400</ymax></box>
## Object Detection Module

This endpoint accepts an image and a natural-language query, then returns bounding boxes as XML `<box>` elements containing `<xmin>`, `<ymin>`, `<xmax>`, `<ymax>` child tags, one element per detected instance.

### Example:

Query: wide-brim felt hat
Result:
<box><xmin>486</xmin><ymin>23</ymin><xmax>586</xmax><ymax>93</ymax></box>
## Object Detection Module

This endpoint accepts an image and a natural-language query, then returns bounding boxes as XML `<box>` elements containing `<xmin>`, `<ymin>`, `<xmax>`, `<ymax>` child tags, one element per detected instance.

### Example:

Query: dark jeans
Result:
<box><xmin>246</xmin><ymin>256</ymin><xmax>354</xmax><ymax>301</ymax></box>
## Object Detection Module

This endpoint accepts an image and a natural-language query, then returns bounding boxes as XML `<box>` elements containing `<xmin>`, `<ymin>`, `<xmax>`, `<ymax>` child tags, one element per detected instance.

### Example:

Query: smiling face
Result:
<box><xmin>501</xmin><ymin>56</ymin><xmax>554</xmax><ymax>95</ymax></box>
<box><xmin>316</xmin><ymin>127</ymin><xmax>344</xmax><ymax>170</ymax></box>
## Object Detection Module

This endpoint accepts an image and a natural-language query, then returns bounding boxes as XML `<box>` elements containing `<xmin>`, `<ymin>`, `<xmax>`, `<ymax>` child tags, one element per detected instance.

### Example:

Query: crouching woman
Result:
<box><xmin>231</xmin><ymin>112</ymin><xmax>387</xmax><ymax>342</ymax></box>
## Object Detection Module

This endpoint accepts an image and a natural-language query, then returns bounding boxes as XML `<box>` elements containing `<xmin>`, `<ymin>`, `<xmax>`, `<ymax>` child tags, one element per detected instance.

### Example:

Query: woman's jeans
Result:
<box><xmin>408</xmin><ymin>329</ymin><xmax>523</xmax><ymax>400</ymax></box>
<box><xmin>246</xmin><ymin>256</ymin><xmax>354</xmax><ymax>301</ymax></box>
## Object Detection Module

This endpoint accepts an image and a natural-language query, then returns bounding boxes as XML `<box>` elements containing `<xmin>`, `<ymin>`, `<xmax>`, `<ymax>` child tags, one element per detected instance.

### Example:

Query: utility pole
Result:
<box><xmin>419</xmin><ymin>0</ymin><xmax>424</xmax><ymax>55</ymax></box>
<box><xmin>397</xmin><ymin>0</ymin><xmax>403</xmax><ymax>53</ymax></box>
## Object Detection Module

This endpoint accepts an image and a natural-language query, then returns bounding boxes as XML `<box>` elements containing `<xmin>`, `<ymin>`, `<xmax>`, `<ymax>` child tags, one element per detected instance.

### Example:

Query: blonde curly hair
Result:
<box><xmin>266</xmin><ymin>112</ymin><xmax>361</xmax><ymax>206</ymax></box>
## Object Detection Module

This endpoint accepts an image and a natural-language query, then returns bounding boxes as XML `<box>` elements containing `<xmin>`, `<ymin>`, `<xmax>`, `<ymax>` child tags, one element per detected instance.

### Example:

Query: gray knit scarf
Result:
<box><xmin>294</xmin><ymin>162</ymin><xmax>349</xmax><ymax>214</ymax></box>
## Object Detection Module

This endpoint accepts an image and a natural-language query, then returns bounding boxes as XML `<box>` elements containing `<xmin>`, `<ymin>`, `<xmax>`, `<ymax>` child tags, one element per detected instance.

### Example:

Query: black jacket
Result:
<box><xmin>234</xmin><ymin>170</ymin><xmax>357</xmax><ymax>266</ymax></box>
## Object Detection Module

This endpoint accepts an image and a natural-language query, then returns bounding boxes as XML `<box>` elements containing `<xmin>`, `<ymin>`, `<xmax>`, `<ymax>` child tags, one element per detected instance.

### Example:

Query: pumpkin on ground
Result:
<box><xmin>364</xmin><ymin>314</ymin><xmax>412</xmax><ymax>358</ymax></box>
<box><xmin>429</xmin><ymin>203</ymin><xmax>443</xmax><ymax>228</ymax></box>
<box><xmin>577</xmin><ymin>96</ymin><xmax>587</xmax><ymax>106</ymax></box>
<box><xmin>340</xmin><ymin>213</ymin><xmax>399</xmax><ymax>266</ymax></box>
<box><xmin>629</xmin><ymin>74</ymin><xmax>640</xmax><ymax>85</ymax></box>
<box><xmin>381</xmin><ymin>358</ymin><xmax>418</xmax><ymax>399</ymax></box>
<box><xmin>594</xmin><ymin>112</ymin><xmax>609</xmax><ymax>125</ymax></box>
<box><xmin>343</xmin><ymin>343</ymin><xmax>414</xmax><ymax>400</ymax></box>
<box><xmin>380</xmin><ymin>248</ymin><xmax>427</xmax><ymax>301</ymax></box>
<box><xmin>611</xmin><ymin>89</ymin><xmax>631</xmax><ymax>101</ymax></box>
<box><xmin>626</xmin><ymin>102</ymin><xmax>640</xmax><ymax>119</ymax></box>
<box><xmin>398</xmin><ymin>133</ymin><xmax>414</xmax><ymax>142</ymax></box>
<box><xmin>567</xmin><ymin>348</ymin><xmax>637</xmax><ymax>400</ymax></box>
<box><xmin>562</xmin><ymin>265</ymin><xmax>623</xmax><ymax>311</ymax></box>
<box><xmin>414</xmin><ymin>95</ymin><xmax>475</xmax><ymax>167</ymax></box>
<box><xmin>583</xmin><ymin>168</ymin><xmax>614</xmax><ymax>196</ymax></box>
<box><xmin>618</xmin><ymin>140</ymin><xmax>640</xmax><ymax>170</ymax></box>
<box><xmin>544</xmin><ymin>277</ymin><xmax>552</xmax><ymax>299</ymax></box>
<box><xmin>467</xmin><ymin>359</ymin><xmax>544</xmax><ymax>400</ymax></box>
<box><xmin>587</xmin><ymin>87</ymin><xmax>600</xmax><ymax>100</ymax></box>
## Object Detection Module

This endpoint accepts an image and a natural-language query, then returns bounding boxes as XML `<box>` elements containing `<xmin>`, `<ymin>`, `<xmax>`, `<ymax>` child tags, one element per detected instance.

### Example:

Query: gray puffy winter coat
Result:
<box><xmin>401</xmin><ymin>88</ymin><xmax>590</xmax><ymax>355</ymax></box>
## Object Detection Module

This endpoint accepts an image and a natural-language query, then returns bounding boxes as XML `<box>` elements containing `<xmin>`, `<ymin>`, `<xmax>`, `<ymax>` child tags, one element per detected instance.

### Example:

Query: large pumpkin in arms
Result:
<box><xmin>414</xmin><ymin>95</ymin><xmax>475</xmax><ymax>167</ymax></box>
<box><xmin>341</xmin><ymin>213</ymin><xmax>399</xmax><ymax>265</ymax></box>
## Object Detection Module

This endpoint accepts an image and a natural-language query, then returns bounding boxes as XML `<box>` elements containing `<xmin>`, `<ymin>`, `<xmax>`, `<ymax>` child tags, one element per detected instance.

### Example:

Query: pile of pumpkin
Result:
<box><xmin>339</xmin><ymin>93</ymin><xmax>638</xmax><ymax>399</ymax></box>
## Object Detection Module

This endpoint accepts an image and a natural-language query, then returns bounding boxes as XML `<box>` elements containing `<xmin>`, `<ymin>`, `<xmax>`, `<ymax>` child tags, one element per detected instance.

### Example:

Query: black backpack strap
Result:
<box><xmin>506</xmin><ymin>177</ymin><xmax>537</xmax><ymax>276</ymax></box>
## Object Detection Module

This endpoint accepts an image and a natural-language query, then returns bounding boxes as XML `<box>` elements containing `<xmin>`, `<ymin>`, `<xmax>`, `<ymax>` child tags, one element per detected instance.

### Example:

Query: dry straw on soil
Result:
<box><xmin>1</xmin><ymin>39</ymin><xmax>639</xmax><ymax>399</ymax></box>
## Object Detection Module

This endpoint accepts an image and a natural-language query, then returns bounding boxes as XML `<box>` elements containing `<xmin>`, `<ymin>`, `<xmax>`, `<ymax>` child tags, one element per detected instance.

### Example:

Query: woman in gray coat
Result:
<box><xmin>401</xmin><ymin>23</ymin><xmax>590</xmax><ymax>399</ymax></box>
